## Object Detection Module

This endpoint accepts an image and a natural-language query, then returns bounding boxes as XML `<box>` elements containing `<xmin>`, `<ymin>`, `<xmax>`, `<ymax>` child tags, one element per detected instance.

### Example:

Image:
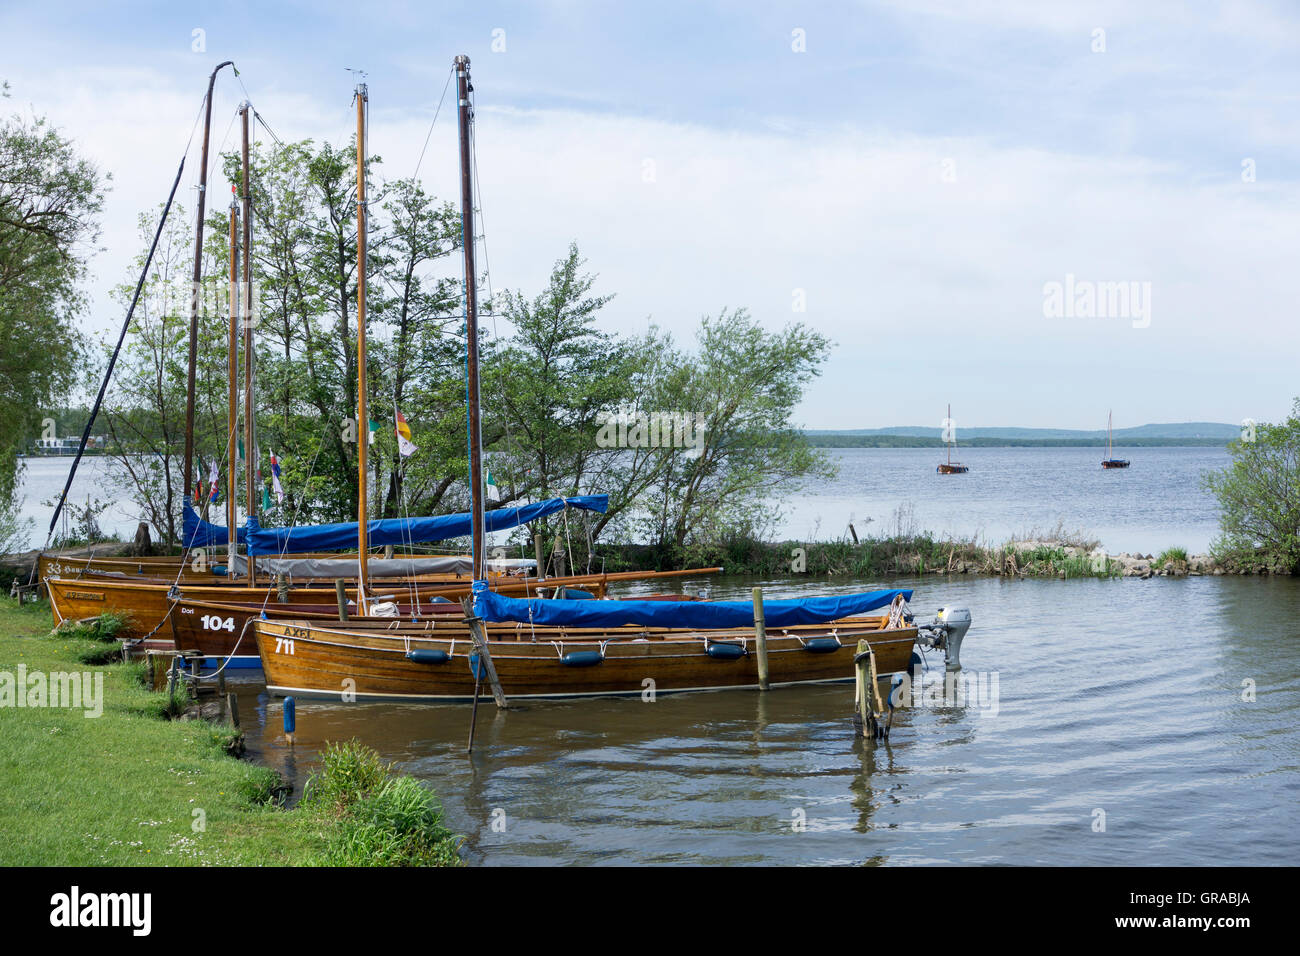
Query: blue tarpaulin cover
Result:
<box><xmin>183</xmin><ymin>502</ymin><xmax>247</xmax><ymax>548</ymax></box>
<box><xmin>473</xmin><ymin>587</ymin><xmax>912</xmax><ymax>629</ymax></box>
<box><xmin>243</xmin><ymin>495</ymin><xmax>608</xmax><ymax>557</ymax></box>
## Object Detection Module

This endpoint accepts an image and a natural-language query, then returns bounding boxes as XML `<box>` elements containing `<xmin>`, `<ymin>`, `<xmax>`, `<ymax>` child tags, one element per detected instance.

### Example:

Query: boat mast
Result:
<box><xmin>240</xmin><ymin>100</ymin><xmax>255</xmax><ymax>586</ymax></box>
<box><xmin>184</xmin><ymin>61</ymin><xmax>234</xmax><ymax>510</ymax></box>
<box><xmin>354</xmin><ymin>82</ymin><xmax>370</xmax><ymax>602</ymax></box>
<box><xmin>1107</xmin><ymin>410</ymin><xmax>1112</xmax><ymax>459</ymax></box>
<box><xmin>455</xmin><ymin>54</ymin><xmax>485</xmax><ymax>580</ymax></box>
<box><xmin>947</xmin><ymin>402</ymin><xmax>953</xmax><ymax>466</ymax></box>
<box><xmin>226</xmin><ymin>190</ymin><xmax>240</xmax><ymax>572</ymax></box>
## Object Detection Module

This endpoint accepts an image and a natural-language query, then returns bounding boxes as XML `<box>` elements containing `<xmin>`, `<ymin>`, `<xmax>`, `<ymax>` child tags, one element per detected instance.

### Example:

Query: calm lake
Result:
<box><xmin>233</xmin><ymin>571</ymin><xmax>1299</xmax><ymax>866</ymax></box>
<box><xmin>19</xmin><ymin>445</ymin><xmax>1229</xmax><ymax>553</ymax></box>
<box><xmin>774</xmin><ymin>445</ymin><xmax>1230</xmax><ymax>554</ymax></box>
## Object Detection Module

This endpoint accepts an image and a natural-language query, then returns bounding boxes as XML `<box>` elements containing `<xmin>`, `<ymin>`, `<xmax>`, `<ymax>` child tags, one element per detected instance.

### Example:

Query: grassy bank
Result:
<box><xmin>0</xmin><ymin>599</ymin><xmax>462</xmax><ymax>866</ymax></box>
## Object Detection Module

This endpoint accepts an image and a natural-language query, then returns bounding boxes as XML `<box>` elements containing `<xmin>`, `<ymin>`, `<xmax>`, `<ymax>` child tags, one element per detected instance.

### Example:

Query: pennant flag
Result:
<box><xmin>395</xmin><ymin>410</ymin><xmax>418</xmax><ymax>458</ymax></box>
<box><xmin>270</xmin><ymin>452</ymin><xmax>284</xmax><ymax>504</ymax></box>
<box><xmin>208</xmin><ymin>460</ymin><xmax>220</xmax><ymax>503</ymax></box>
<box><xmin>367</xmin><ymin>419</ymin><xmax>380</xmax><ymax>446</ymax></box>
<box><xmin>486</xmin><ymin>469</ymin><xmax>501</xmax><ymax>502</ymax></box>
<box><xmin>262</xmin><ymin>482</ymin><xmax>272</xmax><ymax>513</ymax></box>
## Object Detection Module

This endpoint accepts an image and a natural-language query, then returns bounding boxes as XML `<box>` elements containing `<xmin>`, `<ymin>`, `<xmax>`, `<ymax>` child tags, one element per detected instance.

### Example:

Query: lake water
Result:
<box><xmin>775</xmin><ymin>446</ymin><xmax>1229</xmax><ymax>554</ymax></box>
<box><xmin>18</xmin><ymin>446</ymin><xmax>1229</xmax><ymax>554</ymax></box>
<box><xmin>13</xmin><ymin>456</ymin><xmax>145</xmax><ymax>548</ymax></box>
<box><xmin>232</xmin><ymin>571</ymin><xmax>1299</xmax><ymax>866</ymax></box>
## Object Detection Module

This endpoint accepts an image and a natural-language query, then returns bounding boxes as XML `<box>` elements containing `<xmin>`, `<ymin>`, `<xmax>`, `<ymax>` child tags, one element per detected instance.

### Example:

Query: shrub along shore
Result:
<box><xmin>0</xmin><ymin>599</ymin><xmax>462</xmax><ymax>866</ymax></box>
<box><xmin>593</xmin><ymin>535</ymin><xmax>1288</xmax><ymax>579</ymax></box>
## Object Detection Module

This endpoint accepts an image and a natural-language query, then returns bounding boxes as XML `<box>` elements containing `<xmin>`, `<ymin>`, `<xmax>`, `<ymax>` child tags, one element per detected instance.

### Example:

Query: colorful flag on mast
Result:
<box><xmin>270</xmin><ymin>452</ymin><xmax>284</xmax><ymax>504</ymax></box>
<box><xmin>208</xmin><ymin>460</ymin><xmax>220</xmax><ymax>504</ymax></box>
<box><xmin>486</xmin><ymin>469</ymin><xmax>501</xmax><ymax>502</ymax></box>
<box><xmin>395</xmin><ymin>410</ymin><xmax>418</xmax><ymax>458</ymax></box>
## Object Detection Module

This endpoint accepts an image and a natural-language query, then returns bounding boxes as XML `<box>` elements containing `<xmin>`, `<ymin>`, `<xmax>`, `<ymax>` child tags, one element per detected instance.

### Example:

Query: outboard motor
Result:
<box><xmin>916</xmin><ymin>607</ymin><xmax>972</xmax><ymax>671</ymax></box>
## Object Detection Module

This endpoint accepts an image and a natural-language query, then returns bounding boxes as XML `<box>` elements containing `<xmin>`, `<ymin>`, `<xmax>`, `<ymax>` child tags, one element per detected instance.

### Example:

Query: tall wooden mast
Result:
<box><xmin>226</xmin><ymin>191</ymin><xmax>240</xmax><ymax>571</ymax></box>
<box><xmin>184</xmin><ymin>60</ymin><xmax>234</xmax><ymax>508</ymax></box>
<box><xmin>354</xmin><ymin>82</ymin><xmax>370</xmax><ymax>601</ymax></box>
<box><xmin>456</xmin><ymin>54</ymin><xmax>485</xmax><ymax>580</ymax></box>
<box><xmin>240</xmin><ymin>101</ymin><xmax>255</xmax><ymax>585</ymax></box>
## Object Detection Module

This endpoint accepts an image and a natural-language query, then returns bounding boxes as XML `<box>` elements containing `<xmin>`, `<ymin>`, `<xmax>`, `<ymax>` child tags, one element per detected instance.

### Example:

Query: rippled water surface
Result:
<box><xmin>775</xmin><ymin>445</ymin><xmax>1229</xmax><ymax>553</ymax></box>
<box><xmin>234</xmin><ymin>573</ymin><xmax>1300</xmax><ymax>866</ymax></box>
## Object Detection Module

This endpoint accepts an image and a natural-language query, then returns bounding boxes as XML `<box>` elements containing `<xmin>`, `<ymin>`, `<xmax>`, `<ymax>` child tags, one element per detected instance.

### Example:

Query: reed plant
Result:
<box><xmin>301</xmin><ymin>739</ymin><xmax>463</xmax><ymax>867</ymax></box>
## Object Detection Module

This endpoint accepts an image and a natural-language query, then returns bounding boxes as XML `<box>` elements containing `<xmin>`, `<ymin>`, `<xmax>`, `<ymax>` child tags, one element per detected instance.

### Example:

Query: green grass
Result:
<box><xmin>0</xmin><ymin>599</ymin><xmax>462</xmax><ymax>866</ymax></box>
<box><xmin>302</xmin><ymin>741</ymin><xmax>463</xmax><ymax>867</ymax></box>
<box><xmin>1155</xmin><ymin>546</ymin><xmax>1189</xmax><ymax>571</ymax></box>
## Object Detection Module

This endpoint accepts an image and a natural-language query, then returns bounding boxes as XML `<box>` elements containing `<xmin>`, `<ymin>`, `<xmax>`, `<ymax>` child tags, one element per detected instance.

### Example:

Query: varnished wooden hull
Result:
<box><xmin>254</xmin><ymin>617</ymin><xmax>918</xmax><ymax>701</ymax></box>
<box><xmin>47</xmin><ymin>577</ymin><xmax>482</xmax><ymax>640</ymax></box>
<box><xmin>936</xmin><ymin>464</ymin><xmax>969</xmax><ymax>474</ymax></box>
<box><xmin>169</xmin><ymin>597</ymin><xmax>463</xmax><ymax>661</ymax></box>
<box><xmin>47</xmin><ymin>567</ymin><xmax>710</xmax><ymax>640</ymax></box>
<box><xmin>37</xmin><ymin>553</ymin><xmax>194</xmax><ymax>582</ymax></box>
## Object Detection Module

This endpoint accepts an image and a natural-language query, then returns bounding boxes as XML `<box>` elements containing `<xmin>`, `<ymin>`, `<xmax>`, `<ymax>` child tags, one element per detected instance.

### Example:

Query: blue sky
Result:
<box><xmin>2</xmin><ymin>0</ymin><xmax>1297</xmax><ymax>429</ymax></box>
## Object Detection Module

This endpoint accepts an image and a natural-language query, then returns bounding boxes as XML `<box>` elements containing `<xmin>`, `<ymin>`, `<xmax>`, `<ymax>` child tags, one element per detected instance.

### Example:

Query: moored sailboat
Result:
<box><xmin>936</xmin><ymin>403</ymin><xmax>969</xmax><ymax>474</ymax></box>
<box><xmin>254</xmin><ymin>55</ymin><xmax>923</xmax><ymax>701</ymax></box>
<box><xmin>1102</xmin><ymin>410</ymin><xmax>1130</xmax><ymax>468</ymax></box>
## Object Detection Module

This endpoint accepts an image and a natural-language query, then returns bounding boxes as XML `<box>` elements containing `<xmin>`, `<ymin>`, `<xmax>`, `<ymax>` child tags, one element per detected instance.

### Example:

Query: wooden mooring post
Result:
<box><xmin>334</xmin><ymin>579</ymin><xmax>349</xmax><ymax>621</ymax></box>
<box><xmin>853</xmin><ymin>639</ymin><xmax>888</xmax><ymax>741</ymax></box>
<box><xmin>461</xmin><ymin>596</ymin><xmax>508</xmax><ymax>754</ymax></box>
<box><xmin>752</xmin><ymin>587</ymin><xmax>770</xmax><ymax>691</ymax></box>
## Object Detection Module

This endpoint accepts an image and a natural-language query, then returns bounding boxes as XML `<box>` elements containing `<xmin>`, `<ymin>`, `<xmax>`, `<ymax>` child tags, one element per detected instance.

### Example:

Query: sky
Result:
<box><xmin>1</xmin><ymin>0</ymin><xmax>1297</xmax><ymax>431</ymax></box>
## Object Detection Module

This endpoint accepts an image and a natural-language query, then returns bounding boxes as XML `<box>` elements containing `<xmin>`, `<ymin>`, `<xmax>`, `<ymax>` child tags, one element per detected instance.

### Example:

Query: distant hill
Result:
<box><xmin>803</xmin><ymin>422</ymin><xmax>1239</xmax><ymax>447</ymax></box>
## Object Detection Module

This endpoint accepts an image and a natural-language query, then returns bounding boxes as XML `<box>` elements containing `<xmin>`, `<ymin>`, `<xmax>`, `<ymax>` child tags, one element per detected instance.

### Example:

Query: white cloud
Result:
<box><xmin>9</xmin><ymin>54</ymin><xmax>1298</xmax><ymax>429</ymax></box>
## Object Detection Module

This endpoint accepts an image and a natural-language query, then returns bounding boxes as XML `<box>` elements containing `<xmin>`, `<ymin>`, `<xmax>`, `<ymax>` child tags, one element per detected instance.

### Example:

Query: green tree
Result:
<box><xmin>0</xmin><ymin>82</ymin><xmax>103</xmax><ymax>532</ymax></box>
<box><xmin>488</xmin><ymin>243</ymin><xmax>640</xmax><ymax>567</ymax></box>
<box><xmin>1203</xmin><ymin>399</ymin><xmax>1300</xmax><ymax>574</ymax></box>
<box><xmin>628</xmin><ymin>309</ymin><xmax>835</xmax><ymax>562</ymax></box>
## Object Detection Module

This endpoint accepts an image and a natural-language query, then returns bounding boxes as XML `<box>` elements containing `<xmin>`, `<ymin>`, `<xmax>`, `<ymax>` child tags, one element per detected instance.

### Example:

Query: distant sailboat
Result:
<box><xmin>936</xmin><ymin>403</ymin><xmax>969</xmax><ymax>474</ymax></box>
<box><xmin>1102</xmin><ymin>410</ymin><xmax>1130</xmax><ymax>469</ymax></box>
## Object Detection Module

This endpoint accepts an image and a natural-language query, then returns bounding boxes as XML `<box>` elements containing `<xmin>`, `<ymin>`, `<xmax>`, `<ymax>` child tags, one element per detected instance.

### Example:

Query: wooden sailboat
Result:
<box><xmin>167</xmin><ymin>582</ymin><xmax>708</xmax><ymax>663</ymax></box>
<box><xmin>254</xmin><ymin>56</ymin><xmax>921</xmax><ymax>701</ymax></box>
<box><xmin>1101</xmin><ymin>410</ymin><xmax>1130</xmax><ymax>468</ymax></box>
<box><xmin>936</xmin><ymin>403</ymin><xmax>969</xmax><ymax>474</ymax></box>
<box><xmin>256</xmin><ymin>614</ymin><xmax>917</xmax><ymax>701</ymax></box>
<box><xmin>49</xmin><ymin>564</ymin><xmax>720</xmax><ymax>642</ymax></box>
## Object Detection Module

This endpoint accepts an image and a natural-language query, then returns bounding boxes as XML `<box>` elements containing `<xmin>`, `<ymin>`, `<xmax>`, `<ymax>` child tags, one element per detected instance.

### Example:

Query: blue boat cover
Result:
<box><xmin>243</xmin><ymin>495</ymin><xmax>608</xmax><ymax>557</ymax></box>
<box><xmin>183</xmin><ymin>501</ymin><xmax>247</xmax><ymax>548</ymax></box>
<box><xmin>474</xmin><ymin>587</ymin><xmax>912</xmax><ymax>629</ymax></box>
